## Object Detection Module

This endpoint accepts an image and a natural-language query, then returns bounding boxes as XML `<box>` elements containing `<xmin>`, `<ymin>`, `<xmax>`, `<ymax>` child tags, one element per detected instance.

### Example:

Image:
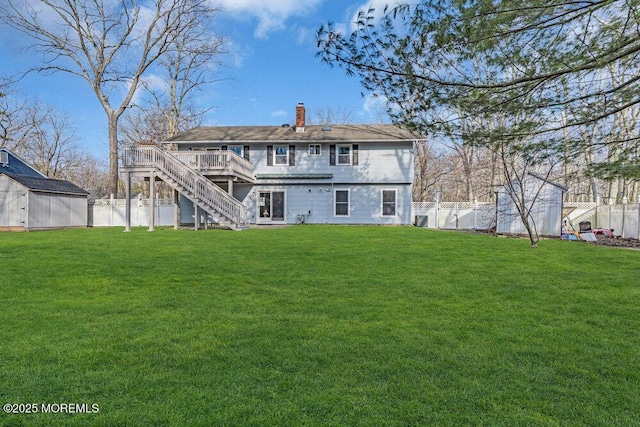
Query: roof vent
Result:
<box><xmin>0</xmin><ymin>151</ymin><xmax>8</xmax><ymax>166</ymax></box>
<box><xmin>322</xmin><ymin>126</ymin><xmax>332</xmax><ymax>131</ymax></box>
<box><xmin>281</xmin><ymin>124</ymin><xmax>290</xmax><ymax>127</ymax></box>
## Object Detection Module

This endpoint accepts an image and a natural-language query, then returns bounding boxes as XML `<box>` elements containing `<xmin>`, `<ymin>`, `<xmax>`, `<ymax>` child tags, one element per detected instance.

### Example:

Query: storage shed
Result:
<box><xmin>496</xmin><ymin>172</ymin><xmax>567</xmax><ymax>237</ymax></box>
<box><xmin>0</xmin><ymin>148</ymin><xmax>89</xmax><ymax>230</ymax></box>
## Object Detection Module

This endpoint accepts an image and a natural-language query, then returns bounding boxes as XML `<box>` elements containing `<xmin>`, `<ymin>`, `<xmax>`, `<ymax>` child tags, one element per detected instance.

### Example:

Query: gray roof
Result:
<box><xmin>165</xmin><ymin>124</ymin><xmax>423</xmax><ymax>144</ymax></box>
<box><xmin>3</xmin><ymin>173</ymin><xmax>89</xmax><ymax>195</ymax></box>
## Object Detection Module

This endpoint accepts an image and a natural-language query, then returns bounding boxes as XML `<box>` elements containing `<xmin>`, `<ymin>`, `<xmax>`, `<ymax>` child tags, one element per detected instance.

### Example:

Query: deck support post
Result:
<box><xmin>173</xmin><ymin>190</ymin><xmax>180</xmax><ymax>230</ymax></box>
<box><xmin>228</xmin><ymin>179</ymin><xmax>234</xmax><ymax>198</ymax></box>
<box><xmin>124</xmin><ymin>171</ymin><xmax>131</xmax><ymax>232</ymax></box>
<box><xmin>148</xmin><ymin>171</ymin><xmax>155</xmax><ymax>232</ymax></box>
<box><xmin>194</xmin><ymin>203</ymin><xmax>200</xmax><ymax>231</ymax></box>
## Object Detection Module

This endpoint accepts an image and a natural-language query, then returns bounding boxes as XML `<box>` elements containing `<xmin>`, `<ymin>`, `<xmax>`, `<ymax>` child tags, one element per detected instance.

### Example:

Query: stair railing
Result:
<box><xmin>122</xmin><ymin>145</ymin><xmax>247</xmax><ymax>227</ymax></box>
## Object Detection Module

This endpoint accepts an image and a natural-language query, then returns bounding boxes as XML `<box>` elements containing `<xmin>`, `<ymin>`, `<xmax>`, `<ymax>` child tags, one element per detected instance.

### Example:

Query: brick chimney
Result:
<box><xmin>295</xmin><ymin>102</ymin><xmax>305</xmax><ymax>132</ymax></box>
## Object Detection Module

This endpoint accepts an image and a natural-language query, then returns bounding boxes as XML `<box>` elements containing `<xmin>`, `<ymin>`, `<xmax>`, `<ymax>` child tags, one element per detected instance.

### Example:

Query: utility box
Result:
<box><xmin>415</xmin><ymin>215</ymin><xmax>429</xmax><ymax>227</ymax></box>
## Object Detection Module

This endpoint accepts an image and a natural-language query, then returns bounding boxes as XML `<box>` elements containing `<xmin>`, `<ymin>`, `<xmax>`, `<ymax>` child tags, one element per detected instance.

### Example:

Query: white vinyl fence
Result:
<box><xmin>595</xmin><ymin>202</ymin><xmax>640</xmax><ymax>239</ymax></box>
<box><xmin>413</xmin><ymin>200</ymin><xmax>640</xmax><ymax>239</ymax></box>
<box><xmin>412</xmin><ymin>202</ymin><xmax>496</xmax><ymax>230</ymax></box>
<box><xmin>88</xmin><ymin>196</ymin><xmax>175</xmax><ymax>227</ymax></box>
<box><xmin>88</xmin><ymin>197</ymin><xmax>639</xmax><ymax>239</ymax></box>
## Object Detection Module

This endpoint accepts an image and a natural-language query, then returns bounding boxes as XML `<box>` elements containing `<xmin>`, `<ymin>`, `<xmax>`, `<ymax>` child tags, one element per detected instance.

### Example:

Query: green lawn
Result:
<box><xmin>0</xmin><ymin>226</ymin><xmax>638</xmax><ymax>426</ymax></box>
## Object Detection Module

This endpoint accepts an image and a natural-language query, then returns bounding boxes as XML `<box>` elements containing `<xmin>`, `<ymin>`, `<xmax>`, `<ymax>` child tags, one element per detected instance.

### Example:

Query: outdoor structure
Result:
<box><xmin>0</xmin><ymin>148</ymin><xmax>89</xmax><ymax>230</ymax></box>
<box><xmin>121</xmin><ymin>103</ymin><xmax>421</xmax><ymax>230</ymax></box>
<box><xmin>496</xmin><ymin>172</ymin><xmax>567</xmax><ymax>237</ymax></box>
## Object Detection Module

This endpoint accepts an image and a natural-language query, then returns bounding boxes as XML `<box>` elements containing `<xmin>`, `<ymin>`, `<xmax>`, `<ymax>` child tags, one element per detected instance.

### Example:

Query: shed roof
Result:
<box><xmin>0</xmin><ymin>148</ymin><xmax>47</xmax><ymax>178</ymax></box>
<box><xmin>527</xmin><ymin>172</ymin><xmax>569</xmax><ymax>192</ymax></box>
<box><xmin>3</xmin><ymin>173</ymin><xmax>89</xmax><ymax>196</ymax></box>
<box><xmin>165</xmin><ymin>124</ymin><xmax>422</xmax><ymax>144</ymax></box>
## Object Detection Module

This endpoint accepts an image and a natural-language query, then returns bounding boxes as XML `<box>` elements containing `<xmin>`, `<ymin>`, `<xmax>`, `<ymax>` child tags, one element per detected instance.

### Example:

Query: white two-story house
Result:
<box><xmin>121</xmin><ymin>103</ymin><xmax>420</xmax><ymax>229</ymax></box>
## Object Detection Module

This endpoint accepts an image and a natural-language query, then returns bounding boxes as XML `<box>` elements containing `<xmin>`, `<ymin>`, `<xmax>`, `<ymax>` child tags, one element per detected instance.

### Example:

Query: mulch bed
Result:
<box><xmin>591</xmin><ymin>234</ymin><xmax>640</xmax><ymax>249</ymax></box>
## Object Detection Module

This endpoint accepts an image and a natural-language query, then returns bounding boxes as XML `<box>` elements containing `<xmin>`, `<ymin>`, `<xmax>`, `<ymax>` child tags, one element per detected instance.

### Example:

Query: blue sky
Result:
<box><xmin>0</xmin><ymin>0</ymin><xmax>392</xmax><ymax>158</ymax></box>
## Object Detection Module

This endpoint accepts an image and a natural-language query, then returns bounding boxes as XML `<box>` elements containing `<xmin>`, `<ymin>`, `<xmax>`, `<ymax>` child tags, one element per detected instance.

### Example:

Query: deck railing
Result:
<box><xmin>122</xmin><ymin>145</ymin><xmax>247</xmax><ymax>228</ymax></box>
<box><xmin>171</xmin><ymin>150</ymin><xmax>253</xmax><ymax>180</ymax></box>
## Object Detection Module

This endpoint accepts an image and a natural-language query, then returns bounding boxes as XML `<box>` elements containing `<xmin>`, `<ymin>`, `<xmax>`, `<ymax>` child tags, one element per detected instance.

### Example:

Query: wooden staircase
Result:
<box><xmin>122</xmin><ymin>145</ymin><xmax>248</xmax><ymax>230</ymax></box>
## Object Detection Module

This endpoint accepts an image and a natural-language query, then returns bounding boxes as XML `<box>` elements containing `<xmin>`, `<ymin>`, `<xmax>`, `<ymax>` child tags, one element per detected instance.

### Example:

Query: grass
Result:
<box><xmin>0</xmin><ymin>226</ymin><xmax>638</xmax><ymax>426</ymax></box>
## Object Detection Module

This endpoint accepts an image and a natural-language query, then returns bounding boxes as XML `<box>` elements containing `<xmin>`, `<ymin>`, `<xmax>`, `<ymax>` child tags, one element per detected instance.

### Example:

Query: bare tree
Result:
<box><xmin>120</xmin><ymin>107</ymin><xmax>174</xmax><ymax>147</ymax></box>
<box><xmin>1</xmin><ymin>79</ymin><xmax>113</xmax><ymax>197</ymax></box>
<box><xmin>307</xmin><ymin>106</ymin><xmax>354</xmax><ymax>126</ymax></box>
<box><xmin>153</xmin><ymin>26</ymin><xmax>225</xmax><ymax>139</ymax></box>
<box><xmin>1</xmin><ymin>0</ymin><xmax>223</xmax><ymax>196</ymax></box>
<box><xmin>412</xmin><ymin>140</ymin><xmax>451</xmax><ymax>202</ymax></box>
<box><xmin>63</xmin><ymin>153</ymin><xmax>110</xmax><ymax>198</ymax></box>
<box><xmin>0</xmin><ymin>80</ymin><xmax>41</xmax><ymax>152</ymax></box>
<box><xmin>21</xmin><ymin>108</ymin><xmax>82</xmax><ymax>179</ymax></box>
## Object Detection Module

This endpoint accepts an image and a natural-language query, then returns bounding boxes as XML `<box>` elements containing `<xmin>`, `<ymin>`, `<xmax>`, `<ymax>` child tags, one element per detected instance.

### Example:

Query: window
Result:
<box><xmin>309</xmin><ymin>144</ymin><xmax>321</xmax><ymax>156</ymax></box>
<box><xmin>337</xmin><ymin>144</ymin><xmax>351</xmax><ymax>165</ymax></box>
<box><xmin>274</xmin><ymin>145</ymin><xmax>288</xmax><ymax>165</ymax></box>
<box><xmin>0</xmin><ymin>151</ymin><xmax>8</xmax><ymax>166</ymax></box>
<box><xmin>229</xmin><ymin>145</ymin><xmax>243</xmax><ymax>157</ymax></box>
<box><xmin>382</xmin><ymin>189</ymin><xmax>397</xmax><ymax>216</ymax></box>
<box><xmin>334</xmin><ymin>189</ymin><xmax>350</xmax><ymax>216</ymax></box>
<box><xmin>330</xmin><ymin>144</ymin><xmax>358</xmax><ymax>165</ymax></box>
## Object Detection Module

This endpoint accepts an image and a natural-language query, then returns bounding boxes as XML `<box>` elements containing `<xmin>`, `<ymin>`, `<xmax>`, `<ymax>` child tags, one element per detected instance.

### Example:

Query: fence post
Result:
<box><xmin>110</xmin><ymin>194</ymin><xmax>114</xmax><ymax>227</ymax></box>
<box><xmin>637</xmin><ymin>202</ymin><xmax>640</xmax><ymax>240</ymax></box>
<box><xmin>434</xmin><ymin>190</ymin><xmax>440</xmax><ymax>230</ymax></box>
<box><xmin>473</xmin><ymin>198</ymin><xmax>478</xmax><ymax>230</ymax></box>
<box><xmin>622</xmin><ymin>196</ymin><xmax>627</xmax><ymax>238</ymax></box>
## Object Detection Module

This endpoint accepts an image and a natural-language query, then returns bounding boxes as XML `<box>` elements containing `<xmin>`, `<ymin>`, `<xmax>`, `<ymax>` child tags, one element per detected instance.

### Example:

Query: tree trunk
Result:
<box><xmin>108</xmin><ymin>113</ymin><xmax>119</xmax><ymax>197</ymax></box>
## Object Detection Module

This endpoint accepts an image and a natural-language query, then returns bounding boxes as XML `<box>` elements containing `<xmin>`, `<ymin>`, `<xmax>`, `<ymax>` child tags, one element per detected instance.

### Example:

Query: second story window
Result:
<box><xmin>275</xmin><ymin>145</ymin><xmax>288</xmax><ymax>165</ymax></box>
<box><xmin>309</xmin><ymin>144</ymin><xmax>321</xmax><ymax>156</ymax></box>
<box><xmin>267</xmin><ymin>145</ymin><xmax>295</xmax><ymax>166</ymax></box>
<box><xmin>337</xmin><ymin>145</ymin><xmax>351</xmax><ymax>164</ymax></box>
<box><xmin>329</xmin><ymin>144</ymin><xmax>359</xmax><ymax>166</ymax></box>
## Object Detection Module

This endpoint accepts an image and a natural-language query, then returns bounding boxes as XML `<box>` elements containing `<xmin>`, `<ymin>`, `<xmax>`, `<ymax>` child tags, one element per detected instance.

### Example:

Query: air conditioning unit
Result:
<box><xmin>414</xmin><ymin>215</ymin><xmax>429</xmax><ymax>227</ymax></box>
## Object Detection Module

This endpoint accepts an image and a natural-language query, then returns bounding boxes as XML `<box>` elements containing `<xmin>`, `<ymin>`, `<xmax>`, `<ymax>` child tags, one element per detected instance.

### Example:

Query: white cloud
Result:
<box><xmin>218</xmin><ymin>0</ymin><xmax>324</xmax><ymax>38</ymax></box>
<box><xmin>331</xmin><ymin>22</ymin><xmax>347</xmax><ymax>37</ymax></box>
<box><xmin>140</xmin><ymin>74</ymin><xmax>169</xmax><ymax>92</ymax></box>
<box><xmin>292</xmin><ymin>25</ymin><xmax>314</xmax><ymax>46</ymax></box>
<box><xmin>225</xmin><ymin>39</ymin><xmax>250</xmax><ymax>68</ymax></box>
<box><xmin>363</xmin><ymin>93</ymin><xmax>387</xmax><ymax>113</ymax></box>
<box><xmin>271</xmin><ymin>109</ymin><xmax>288</xmax><ymax>118</ymax></box>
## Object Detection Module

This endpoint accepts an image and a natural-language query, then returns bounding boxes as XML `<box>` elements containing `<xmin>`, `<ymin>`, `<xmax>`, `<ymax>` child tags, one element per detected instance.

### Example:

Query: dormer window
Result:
<box><xmin>0</xmin><ymin>151</ymin><xmax>8</xmax><ymax>167</ymax></box>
